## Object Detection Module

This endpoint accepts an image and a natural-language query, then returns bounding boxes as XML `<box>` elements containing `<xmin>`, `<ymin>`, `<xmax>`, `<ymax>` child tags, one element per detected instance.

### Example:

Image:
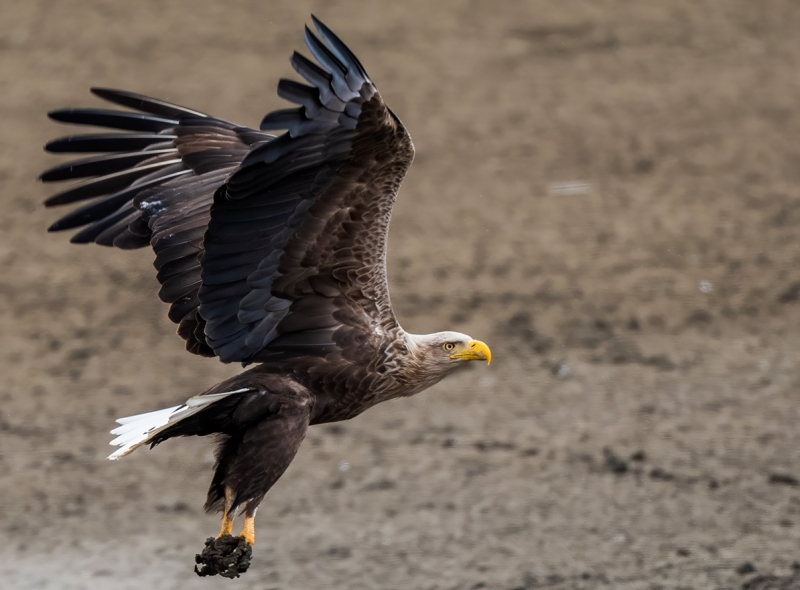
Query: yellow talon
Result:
<box><xmin>238</xmin><ymin>515</ymin><xmax>255</xmax><ymax>546</ymax></box>
<box><xmin>217</xmin><ymin>514</ymin><xmax>233</xmax><ymax>538</ymax></box>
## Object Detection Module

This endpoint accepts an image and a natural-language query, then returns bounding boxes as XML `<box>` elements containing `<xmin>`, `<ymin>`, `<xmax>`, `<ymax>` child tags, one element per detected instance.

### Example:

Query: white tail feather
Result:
<box><xmin>108</xmin><ymin>388</ymin><xmax>251</xmax><ymax>460</ymax></box>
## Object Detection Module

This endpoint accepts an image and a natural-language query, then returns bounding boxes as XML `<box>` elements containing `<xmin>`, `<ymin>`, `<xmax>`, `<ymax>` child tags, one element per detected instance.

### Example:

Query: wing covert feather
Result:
<box><xmin>197</xmin><ymin>18</ymin><xmax>414</xmax><ymax>364</ymax></box>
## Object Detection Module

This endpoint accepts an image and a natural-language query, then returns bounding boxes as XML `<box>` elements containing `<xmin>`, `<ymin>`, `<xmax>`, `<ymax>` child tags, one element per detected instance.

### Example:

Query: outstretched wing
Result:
<box><xmin>42</xmin><ymin>90</ymin><xmax>273</xmax><ymax>356</ymax></box>
<box><xmin>42</xmin><ymin>17</ymin><xmax>414</xmax><ymax>366</ymax></box>
<box><xmin>195</xmin><ymin>17</ymin><xmax>414</xmax><ymax>363</ymax></box>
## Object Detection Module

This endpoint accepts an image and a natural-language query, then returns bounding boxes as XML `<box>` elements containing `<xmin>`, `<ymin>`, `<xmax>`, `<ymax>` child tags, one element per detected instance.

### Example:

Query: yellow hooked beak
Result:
<box><xmin>450</xmin><ymin>340</ymin><xmax>492</xmax><ymax>365</ymax></box>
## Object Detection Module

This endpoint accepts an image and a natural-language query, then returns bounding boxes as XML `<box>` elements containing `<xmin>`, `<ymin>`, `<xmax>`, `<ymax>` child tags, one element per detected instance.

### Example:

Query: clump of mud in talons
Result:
<box><xmin>194</xmin><ymin>535</ymin><xmax>252</xmax><ymax>578</ymax></box>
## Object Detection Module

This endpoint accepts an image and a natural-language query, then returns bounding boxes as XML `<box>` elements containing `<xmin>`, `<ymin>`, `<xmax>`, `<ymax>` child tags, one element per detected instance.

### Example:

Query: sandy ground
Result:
<box><xmin>2</xmin><ymin>1</ymin><xmax>800</xmax><ymax>588</ymax></box>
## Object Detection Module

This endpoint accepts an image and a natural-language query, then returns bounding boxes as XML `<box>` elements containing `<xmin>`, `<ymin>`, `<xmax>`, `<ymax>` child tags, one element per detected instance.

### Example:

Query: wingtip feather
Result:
<box><xmin>309</xmin><ymin>14</ymin><xmax>370</xmax><ymax>84</ymax></box>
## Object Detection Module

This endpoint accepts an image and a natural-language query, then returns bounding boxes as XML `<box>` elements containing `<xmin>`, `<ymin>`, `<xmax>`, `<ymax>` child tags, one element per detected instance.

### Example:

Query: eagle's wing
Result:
<box><xmin>42</xmin><ymin>90</ymin><xmax>274</xmax><ymax>356</ymax></box>
<box><xmin>43</xmin><ymin>17</ymin><xmax>414</xmax><ymax>365</ymax></box>
<box><xmin>196</xmin><ymin>17</ymin><xmax>415</xmax><ymax>363</ymax></box>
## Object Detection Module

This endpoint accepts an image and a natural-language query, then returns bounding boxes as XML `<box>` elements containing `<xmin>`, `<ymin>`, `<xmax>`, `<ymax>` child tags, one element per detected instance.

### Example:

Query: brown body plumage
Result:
<box><xmin>41</xmin><ymin>17</ymin><xmax>490</xmax><ymax>573</ymax></box>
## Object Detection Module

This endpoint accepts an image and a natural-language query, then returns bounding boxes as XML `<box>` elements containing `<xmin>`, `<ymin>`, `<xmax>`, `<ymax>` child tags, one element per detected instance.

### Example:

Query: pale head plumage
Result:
<box><xmin>393</xmin><ymin>331</ymin><xmax>491</xmax><ymax>396</ymax></box>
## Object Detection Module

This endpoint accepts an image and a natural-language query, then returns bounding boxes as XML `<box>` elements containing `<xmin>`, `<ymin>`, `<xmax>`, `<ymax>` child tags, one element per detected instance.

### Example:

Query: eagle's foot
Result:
<box><xmin>194</xmin><ymin>535</ymin><xmax>252</xmax><ymax>578</ymax></box>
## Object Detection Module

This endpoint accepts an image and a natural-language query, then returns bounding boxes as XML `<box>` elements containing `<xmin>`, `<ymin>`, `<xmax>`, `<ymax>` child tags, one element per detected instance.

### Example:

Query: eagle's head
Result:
<box><xmin>401</xmin><ymin>331</ymin><xmax>491</xmax><ymax>394</ymax></box>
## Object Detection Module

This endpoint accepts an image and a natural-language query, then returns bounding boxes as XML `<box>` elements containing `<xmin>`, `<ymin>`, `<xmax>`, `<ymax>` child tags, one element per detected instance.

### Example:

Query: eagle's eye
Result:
<box><xmin>443</xmin><ymin>342</ymin><xmax>456</xmax><ymax>351</ymax></box>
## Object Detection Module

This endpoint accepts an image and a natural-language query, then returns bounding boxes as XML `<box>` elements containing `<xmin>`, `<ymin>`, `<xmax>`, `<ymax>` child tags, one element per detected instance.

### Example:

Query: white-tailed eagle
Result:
<box><xmin>41</xmin><ymin>16</ymin><xmax>491</xmax><ymax>577</ymax></box>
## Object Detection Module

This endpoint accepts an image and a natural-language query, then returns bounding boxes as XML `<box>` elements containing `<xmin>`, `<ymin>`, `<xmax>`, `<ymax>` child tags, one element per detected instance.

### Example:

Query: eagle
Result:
<box><xmin>41</xmin><ymin>16</ymin><xmax>491</xmax><ymax>577</ymax></box>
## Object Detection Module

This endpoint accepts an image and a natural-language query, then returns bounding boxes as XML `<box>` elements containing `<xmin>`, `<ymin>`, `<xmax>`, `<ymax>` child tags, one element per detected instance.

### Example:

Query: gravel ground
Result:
<box><xmin>2</xmin><ymin>1</ymin><xmax>800</xmax><ymax>588</ymax></box>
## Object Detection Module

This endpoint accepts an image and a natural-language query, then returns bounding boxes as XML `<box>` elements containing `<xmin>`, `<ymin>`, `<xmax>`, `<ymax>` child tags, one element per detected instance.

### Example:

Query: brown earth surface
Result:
<box><xmin>2</xmin><ymin>1</ymin><xmax>800</xmax><ymax>589</ymax></box>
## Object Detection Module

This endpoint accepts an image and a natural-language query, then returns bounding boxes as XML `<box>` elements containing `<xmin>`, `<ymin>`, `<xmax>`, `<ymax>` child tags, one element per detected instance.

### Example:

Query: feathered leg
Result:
<box><xmin>217</xmin><ymin>487</ymin><xmax>234</xmax><ymax>538</ymax></box>
<box><xmin>195</xmin><ymin>390</ymin><xmax>311</xmax><ymax>577</ymax></box>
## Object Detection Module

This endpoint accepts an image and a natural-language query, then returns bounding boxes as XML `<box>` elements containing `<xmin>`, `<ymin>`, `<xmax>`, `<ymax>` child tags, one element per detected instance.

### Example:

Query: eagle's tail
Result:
<box><xmin>108</xmin><ymin>388</ymin><xmax>251</xmax><ymax>460</ymax></box>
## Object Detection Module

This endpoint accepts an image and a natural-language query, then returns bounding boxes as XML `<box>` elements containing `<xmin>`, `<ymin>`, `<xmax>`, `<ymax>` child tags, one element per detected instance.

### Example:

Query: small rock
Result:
<box><xmin>605</xmin><ymin>338</ymin><xmax>642</xmax><ymax>364</ymax></box>
<box><xmin>474</xmin><ymin>441</ymin><xmax>516</xmax><ymax>452</ymax></box>
<box><xmin>650</xmin><ymin>467</ymin><xmax>674</xmax><ymax>481</ymax></box>
<box><xmin>564</xmin><ymin>318</ymin><xmax>613</xmax><ymax>349</ymax></box>
<box><xmin>742</xmin><ymin>574</ymin><xmax>787</xmax><ymax>590</ymax></box>
<box><xmin>550</xmin><ymin>362</ymin><xmax>572</xmax><ymax>379</ymax></box>
<box><xmin>736</xmin><ymin>562</ymin><xmax>756</xmax><ymax>575</ymax></box>
<box><xmin>603</xmin><ymin>448</ymin><xmax>628</xmax><ymax>474</ymax></box>
<box><xmin>155</xmin><ymin>501</ymin><xmax>192</xmax><ymax>513</ymax></box>
<box><xmin>778</xmin><ymin>281</ymin><xmax>800</xmax><ymax>303</ymax></box>
<box><xmin>362</xmin><ymin>479</ymin><xmax>395</xmax><ymax>491</ymax></box>
<box><xmin>644</xmin><ymin>354</ymin><xmax>677</xmax><ymax>371</ymax></box>
<box><xmin>769</xmin><ymin>473</ymin><xmax>799</xmax><ymax>486</ymax></box>
<box><xmin>686</xmin><ymin>309</ymin><xmax>713</xmax><ymax>325</ymax></box>
<box><xmin>498</xmin><ymin>311</ymin><xmax>554</xmax><ymax>353</ymax></box>
<box><xmin>327</xmin><ymin>546</ymin><xmax>352</xmax><ymax>558</ymax></box>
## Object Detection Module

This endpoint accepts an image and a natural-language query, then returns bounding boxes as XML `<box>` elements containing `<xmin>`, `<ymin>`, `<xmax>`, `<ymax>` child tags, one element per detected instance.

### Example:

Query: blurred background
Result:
<box><xmin>2</xmin><ymin>1</ymin><xmax>800</xmax><ymax>588</ymax></box>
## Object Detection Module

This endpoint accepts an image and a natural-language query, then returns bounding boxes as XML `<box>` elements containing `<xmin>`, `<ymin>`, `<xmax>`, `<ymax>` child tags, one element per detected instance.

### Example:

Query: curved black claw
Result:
<box><xmin>194</xmin><ymin>535</ymin><xmax>252</xmax><ymax>578</ymax></box>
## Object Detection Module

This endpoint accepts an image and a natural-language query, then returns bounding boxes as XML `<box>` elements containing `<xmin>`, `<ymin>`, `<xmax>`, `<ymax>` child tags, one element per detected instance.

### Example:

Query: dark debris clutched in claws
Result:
<box><xmin>194</xmin><ymin>535</ymin><xmax>252</xmax><ymax>578</ymax></box>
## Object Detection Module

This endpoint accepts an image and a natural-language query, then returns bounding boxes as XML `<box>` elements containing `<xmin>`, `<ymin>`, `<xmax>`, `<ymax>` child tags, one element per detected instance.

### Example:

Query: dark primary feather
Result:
<box><xmin>48</xmin><ymin>108</ymin><xmax>179</xmax><ymax>132</ymax></box>
<box><xmin>42</xmin><ymin>96</ymin><xmax>271</xmax><ymax>334</ymax></box>
<box><xmin>40</xmin><ymin>150</ymin><xmax>176</xmax><ymax>182</ymax></box>
<box><xmin>45</xmin><ymin>133</ymin><xmax>176</xmax><ymax>154</ymax></box>
<box><xmin>71</xmin><ymin>205</ymin><xmax>138</xmax><ymax>245</ymax></box>
<box><xmin>48</xmin><ymin>168</ymin><xmax>191</xmax><ymax>229</ymax></box>
<box><xmin>43</xmin><ymin>160</ymin><xmax>182</xmax><ymax>208</ymax></box>
<box><xmin>90</xmin><ymin>87</ymin><xmax>209</xmax><ymax>119</ymax></box>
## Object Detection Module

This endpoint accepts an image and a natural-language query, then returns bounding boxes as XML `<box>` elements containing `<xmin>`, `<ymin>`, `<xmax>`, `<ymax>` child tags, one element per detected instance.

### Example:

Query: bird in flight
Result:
<box><xmin>41</xmin><ymin>16</ymin><xmax>491</xmax><ymax>577</ymax></box>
